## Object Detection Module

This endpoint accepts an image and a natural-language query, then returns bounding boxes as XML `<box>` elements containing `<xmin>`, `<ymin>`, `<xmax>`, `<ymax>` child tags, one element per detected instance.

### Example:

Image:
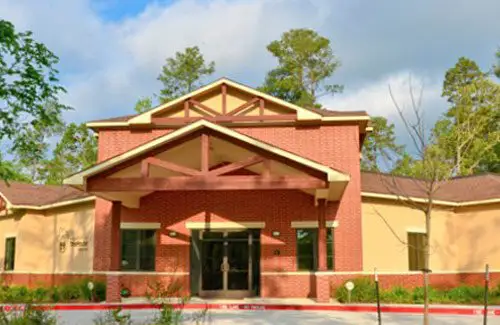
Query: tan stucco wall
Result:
<box><xmin>362</xmin><ymin>198</ymin><xmax>500</xmax><ymax>272</ymax></box>
<box><xmin>0</xmin><ymin>202</ymin><xmax>94</xmax><ymax>273</ymax></box>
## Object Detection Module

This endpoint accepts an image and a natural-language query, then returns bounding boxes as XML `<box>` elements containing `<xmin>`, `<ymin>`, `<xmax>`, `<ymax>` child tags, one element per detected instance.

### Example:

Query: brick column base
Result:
<box><xmin>106</xmin><ymin>274</ymin><xmax>121</xmax><ymax>303</ymax></box>
<box><xmin>315</xmin><ymin>274</ymin><xmax>330</xmax><ymax>303</ymax></box>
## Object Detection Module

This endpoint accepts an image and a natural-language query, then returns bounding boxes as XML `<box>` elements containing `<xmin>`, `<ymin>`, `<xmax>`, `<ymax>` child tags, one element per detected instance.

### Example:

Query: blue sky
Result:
<box><xmin>1</xmin><ymin>0</ymin><xmax>499</xmax><ymax>152</ymax></box>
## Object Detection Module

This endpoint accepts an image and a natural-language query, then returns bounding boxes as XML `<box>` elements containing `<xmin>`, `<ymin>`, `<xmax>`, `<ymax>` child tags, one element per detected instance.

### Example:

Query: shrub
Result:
<box><xmin>2</xmin><ymin>286</ymin><xmax>32</xmax><ymax>303</ymax></box>
<box><xmin>381</xmin><ymin>286</ymin><xmax>412</xmax><ymax>304</ymax></box>
<box><xmin>333</xmin><ymin>277</ymin><xmax>499</xmax><ymax>305</ymax></box>
<box><xmin>447</xmin><ymin>285</ymin><xmax>484</xmax><ymax>304</ymax></box>
<box><xmin>58</xmin><ymin>283</ymin><xmax>82</xmax><ymax>301</ymax></box>
<box><xmin>335</xmin><ymin>277</ymin><xmax>376</xmax><ymax>303</ymax></box>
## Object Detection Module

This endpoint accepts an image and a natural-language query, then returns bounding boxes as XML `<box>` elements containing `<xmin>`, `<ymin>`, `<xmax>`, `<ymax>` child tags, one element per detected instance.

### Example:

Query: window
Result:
<box><xmin>326</xmin><ymin>228</ymin><xmax>334</xmax><ymax>270</ymax></box>
<box><xmin>4</xmin><ymin>237</ymin><xmax>16</xmax><ymax>271</ymax></box>
<box><xmin>296</xmin><ymin>229</ymin><xmax>317</xmax><ymax>271</ymax></box>
<box><xmin>121</xmin><ymin>229</ymin><xmax>156</xmax><ymax>271</ymax></box>
<box><xmin>407</xmin><ymin>232</ymin><xmax>425</xmax><ymax>271</ymax></box>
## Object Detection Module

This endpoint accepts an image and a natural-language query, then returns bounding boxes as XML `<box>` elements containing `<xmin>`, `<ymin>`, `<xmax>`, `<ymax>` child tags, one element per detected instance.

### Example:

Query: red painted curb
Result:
<box><xmin>10</xmin><ymin>303</ymin><xmax>498</xmax><ymax>316</ymax></box>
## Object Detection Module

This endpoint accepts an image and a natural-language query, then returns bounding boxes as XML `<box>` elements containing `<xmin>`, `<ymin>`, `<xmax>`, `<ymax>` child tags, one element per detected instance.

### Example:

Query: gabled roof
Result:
<box><xmin>86</xmin><ymin>78</ymin><xmax>369</xmax><ymax>128</ymax></box>
<box><xmin>65</xmin><ymin>119</ymin><xmax>350</xmax><ymax>186</ymax></box>
<box><xmin>361</xmin><ymin>172</ymin><xmax>500</xmax><ymax>206</ymax></box>
<box><xmin>0</xmin><ymin>181</ymin><xmax>93</xmax><ymax>210</ymax></box>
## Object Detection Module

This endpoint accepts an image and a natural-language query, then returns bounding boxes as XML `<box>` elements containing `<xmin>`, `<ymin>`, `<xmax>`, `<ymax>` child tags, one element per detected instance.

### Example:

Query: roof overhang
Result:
<box><xmin>65</xmin><ymin>120</ymin><xmax>350</xmax><ymax>206</ymax></box>
<box><xmin>86</xmin><ymin>78</ymin><xmax>370</xmax><ymax>130</ymax></box>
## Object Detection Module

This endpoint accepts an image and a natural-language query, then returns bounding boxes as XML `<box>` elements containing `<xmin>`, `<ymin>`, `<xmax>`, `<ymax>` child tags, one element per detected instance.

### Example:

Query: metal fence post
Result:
<box><xmin>375</xmin><ymin>268</ymin><xmax>382</xmax><ymax>325</ymax></box>
<box><xmin>484</xmin><ymin>263</ymin><xmax>489</xmax><ymax>325</ymax></box>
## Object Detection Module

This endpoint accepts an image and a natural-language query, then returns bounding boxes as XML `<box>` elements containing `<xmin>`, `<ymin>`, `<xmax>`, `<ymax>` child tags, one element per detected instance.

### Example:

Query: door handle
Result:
<box><xmin>220</xmin><ymin>262</ymin><xmax>230</xmax><ymax>272</ymax></box>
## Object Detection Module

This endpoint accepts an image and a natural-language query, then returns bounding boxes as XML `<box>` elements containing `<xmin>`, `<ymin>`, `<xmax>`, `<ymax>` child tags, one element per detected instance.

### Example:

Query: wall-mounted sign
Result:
<box><xmin>70</xmin><ymin>239</ymin><xmax>88</xmax><ymax>248</ymax></box>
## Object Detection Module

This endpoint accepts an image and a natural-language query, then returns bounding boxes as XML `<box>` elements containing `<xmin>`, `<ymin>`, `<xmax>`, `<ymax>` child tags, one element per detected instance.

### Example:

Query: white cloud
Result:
<box><xmin>0</xmin><ymin>0</ymin><xmax>335</xmax><ymax>122</ymax></box>
<box><xmin>322</xmin><ymin>71</ymin><xmax>447</xmax><ymax>150</ymax></box>
<box><xmin>323</xmin><ymin>71</ymin><xmax>444</xmax><ymax>117</ymax></box>
<box><xmin>1</xmin><ymin>0</ymin><xmax>498</xmax><ymax>126</ymax></box>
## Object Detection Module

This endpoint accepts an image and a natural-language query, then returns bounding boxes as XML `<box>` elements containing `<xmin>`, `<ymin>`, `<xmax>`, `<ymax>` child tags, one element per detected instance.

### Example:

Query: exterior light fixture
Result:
<box><xmin>168</xmin><ymin>231</ymin><xmax>178</xmax><ymax>238</ymax></box>
<box><xmin>271</xmin><ymin>231</ymin><xmax>280</xmax><ymax>237</ymax></box>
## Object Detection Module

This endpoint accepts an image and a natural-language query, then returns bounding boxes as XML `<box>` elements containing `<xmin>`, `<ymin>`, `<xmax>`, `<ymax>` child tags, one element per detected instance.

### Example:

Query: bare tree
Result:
<box><xmin>371</xmin><ymin>76</ymin><xmax>498</xmax><ymax>325</ymax></box>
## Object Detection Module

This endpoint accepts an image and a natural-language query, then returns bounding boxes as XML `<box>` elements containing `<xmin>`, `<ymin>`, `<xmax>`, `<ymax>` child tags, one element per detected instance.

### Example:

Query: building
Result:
<box><xmin>0</xmin><ymin>78</ymin><xmax>499</xmax><ymax>302</ymax></box>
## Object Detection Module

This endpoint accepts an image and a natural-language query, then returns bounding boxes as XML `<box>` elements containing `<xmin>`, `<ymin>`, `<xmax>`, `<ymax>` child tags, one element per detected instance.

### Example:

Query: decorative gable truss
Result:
<box><xmin>87</xmin><ymin>133</ymin><xmax>327</xmax><ymax>192</ymax></box>
<box><xmin>151</xmin><ymin>84</ymin><xmax>298</xmax><ymax>126</ymax></box>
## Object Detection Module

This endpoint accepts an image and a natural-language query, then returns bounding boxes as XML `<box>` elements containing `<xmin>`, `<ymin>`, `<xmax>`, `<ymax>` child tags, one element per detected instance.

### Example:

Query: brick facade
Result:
<box><xmin>92</xmin><ymin>124</ymin><xmax>363</xmax><ymax>302</ymax></box>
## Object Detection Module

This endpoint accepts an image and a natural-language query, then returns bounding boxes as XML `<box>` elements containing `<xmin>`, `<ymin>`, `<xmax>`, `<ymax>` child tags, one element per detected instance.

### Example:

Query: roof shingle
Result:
<box><xmin>0</xmin><ymin>182</ymin><xmax>91</xmax><ymax>207</ymax></box>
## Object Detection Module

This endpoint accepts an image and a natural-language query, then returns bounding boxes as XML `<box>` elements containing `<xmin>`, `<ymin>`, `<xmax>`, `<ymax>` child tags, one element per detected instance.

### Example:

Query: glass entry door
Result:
<box><xmin>200</xmin><ymin>230</ymin><xmax>253</xmax><ymax>298</ymax></box>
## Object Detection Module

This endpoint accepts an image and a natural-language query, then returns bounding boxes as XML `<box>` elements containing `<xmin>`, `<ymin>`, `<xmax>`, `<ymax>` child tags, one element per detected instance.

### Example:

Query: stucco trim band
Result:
<box><xmin>185</xmin><ymin>221</ymin><xmax>265</xmax><ymax>230</ymax></box>
<box><xmin>291</xmin><ymin>221</ymin><xmax>339</xmax><ymax>228</ymax></box>
<box><xmin>5</xmin><ymin>196</ymin><xmax>96</xmax><ymax>211</ymax></box>
<box><xmin>120</xmin><ymin>222</ymin><xmax>161</xmax><ymax>230</ymax></box>
<box><xmin>406</xmin><ymin>227</ymin><xmax>426</xmax><ymax>233</ymax></box>
<box><xmin>362</xmin><ymin>191</ymin><xmax>500</xmax><ymax>207</ymax></box>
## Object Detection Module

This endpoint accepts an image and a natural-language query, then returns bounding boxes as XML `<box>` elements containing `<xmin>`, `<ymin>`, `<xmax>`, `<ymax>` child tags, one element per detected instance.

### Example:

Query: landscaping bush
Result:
<box><xmin>333</xmin><ymin>277</ymin><xmax>500</xmax><ymax>305</ymax></box>
<box><xmin>0</xmin><ymin>278</ymin><xmax>107</xmax><ymax>303</ymax></box>
<box><xmin>335</xmin><ymin>277</ymin><xmax>376</xmax><ymax>303</ymax></box>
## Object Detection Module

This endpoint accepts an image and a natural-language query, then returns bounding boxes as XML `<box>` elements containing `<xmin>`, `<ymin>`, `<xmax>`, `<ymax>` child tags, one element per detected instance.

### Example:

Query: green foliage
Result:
<box><xmin>0</xmin><ymin>279</ymin><xmax>106</xmax><ymax>303</ymax></box>
<box><xmin>93</xmin><ymin>307</ymin><xmax>131</xmax><ymax>325</ymax></box>
<box><xmin>335</xmin><ymin>277</ymin><xmax>376</xmax><ymax>303</ymax></box>
<box><xmin>334</xmin><ymin>278</ymin><xmax>500</xmax><ymax>305</ymax></box>
<box><xmin>361</xmin><ymin>116</ymin><xmax>405</xmax><ymax>172</ymax></box>
<box><xmin>135</xmin><ymin>96</ymin><xmax>154</xmax><ymax>114</ymax></box>
<box><xmin>44</xmin><ymin>123</ymin><xmax>97</xmax><ymax>185</ymax></box>
<box><xmin>158</xmin><ymin>46</ymin><xmax>215</xmax><ymax>103</ymax></box>
<box><xmin>435</xmin><ymin>57</ymin><xmax>500</xmax><ymax>175</ymax></box>
<box><xmin>0</xmin><ymin>156</ymin><xmax>30</xmax><ymax>183</ymax></box>
<box><xmin>259</xmin><ymin>28</ymin><xmax>342</xmax><ymax>108</ymax></box>
<box><xmin>0</xmin><ymin>19</ymin><xmax>69</xmax><ymax>182</ymax></box>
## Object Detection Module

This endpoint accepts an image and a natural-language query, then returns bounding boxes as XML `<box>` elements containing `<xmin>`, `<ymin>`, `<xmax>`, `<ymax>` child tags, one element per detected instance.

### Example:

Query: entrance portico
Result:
<box><xmin>66</xmin><ymin>113</ymin><xmax>351</xmax><ymax>302</ymax></box>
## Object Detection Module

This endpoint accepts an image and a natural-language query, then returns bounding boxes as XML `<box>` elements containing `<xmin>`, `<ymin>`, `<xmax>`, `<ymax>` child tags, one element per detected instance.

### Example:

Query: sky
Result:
<box><xmin>1</xmin><ymin>0</ymin><xmax>499</xmax><ymax>151</ymax></box>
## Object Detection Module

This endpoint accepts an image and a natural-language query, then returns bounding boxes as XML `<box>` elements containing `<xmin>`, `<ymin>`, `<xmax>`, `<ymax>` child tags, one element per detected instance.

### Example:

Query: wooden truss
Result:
<box><xmin>87</xmin><ymin>134</ymin><xmax>326</xmax><ymax>192</ymax></box>
<box><xmin>152</xmin><ymin>83</ymin><xmax>297</xmax><ymax>125</ymax></box>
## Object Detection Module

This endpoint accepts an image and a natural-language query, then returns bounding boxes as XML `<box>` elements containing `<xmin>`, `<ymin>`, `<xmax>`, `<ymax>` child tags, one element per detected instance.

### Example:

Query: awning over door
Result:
<box><xmin>64</xmin><ymin>120</ymin><xmax>350</xmax><ymax>208</ymax></box>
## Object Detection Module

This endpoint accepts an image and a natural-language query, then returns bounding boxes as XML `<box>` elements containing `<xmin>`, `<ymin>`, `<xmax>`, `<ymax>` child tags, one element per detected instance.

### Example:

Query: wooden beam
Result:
<box><xmin>227</xmin><ymin>98</ymin><xmax>259</xmax><ymax>116</ymax></box>
<box><xmin>222</xmin><ymin>84</ymin><xmax>227</xmax><ymax>115</ymax></box>
<box><xmin>87</xmin><ymin>176</ymin><xmax>327</xmax><ymax>192</ymax></box>
<box><xmin>208</xmin><ymin>155</ymin><xmax>264</xmax><ymax>176</ymax></box>
<box><xmin>189</xmin><ymin>99</ymin><xmax>221</xmax><ymax>116</ymax></box>
<box><xmin>141</xmin><ymin>159</ymin><xmax>150</xmax><ymax>177</ymax></box>
<box><xmin>152</xmin><ymin>114</ymin><xmax>296</xmax><ymax>125</ymax></box>
<box><xmin>259</xmin><ymin>98</ymin><xmax>265</xmax><ymax>116</ymax></box>
<box><xmin>262</xmin><ymin>159</ymin><xmax>271</xmax><ymax>179</ymax></box>
<box><xmin>143</xmin><ymin>157</ymin><xmax>202</xmax><ymax>176</ymax></box>
<box><xmin>184</xmin><ymin>100</ymin><xmax>190</xmax><ymax>118</ymax></box>
<box><xmin>201</xmin><ymin>134</ymin><xmax>209</xmax><ymax>173</ymax></box>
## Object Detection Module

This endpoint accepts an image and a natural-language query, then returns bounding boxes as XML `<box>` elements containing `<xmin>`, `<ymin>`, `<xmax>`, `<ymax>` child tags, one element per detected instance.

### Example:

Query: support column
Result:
<box><xmin>317</xmin><ymin>199</ymin><xmax>327</xmax><ymax>272</ymax></box>
<box><xmin>106</xmin><ymin>201</ymin><xmax>122</xmax><ymax>303</ymax></box>
<box><xmin>316</xmin><ymin>199</ymin><xmax>330</xmax><ymax>302</ymax></box>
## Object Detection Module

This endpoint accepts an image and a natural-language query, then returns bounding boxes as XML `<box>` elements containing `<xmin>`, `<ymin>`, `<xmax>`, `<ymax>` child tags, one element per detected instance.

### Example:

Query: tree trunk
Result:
<box><xmin>423</xmin><ymin>205</ymin><xmax>432</xmax><ymax>325</ymax></box>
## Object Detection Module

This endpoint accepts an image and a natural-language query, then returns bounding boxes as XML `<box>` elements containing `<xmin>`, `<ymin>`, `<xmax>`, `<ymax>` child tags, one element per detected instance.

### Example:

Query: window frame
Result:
<box><xmin>407</xmin><ymin>232</ymin><xmax>425</xmax><ymax>271</ymax></box>
<box><xmin>326</xmin><ymin>228</ymin><xmax>335</xmax><ymax>270</ymax></box>
<box><xmin>121</xmin><ymin>229</ymin><xmax>156</xmax><ymax>272</ymax></box>
<box><xmin>296</xmin><ymin>228</ymin><xmax>318</xmax><ymax>271</ymax></box>
<box><xmin>4</xmin><ymin>237</ymin><xmax>16</xmax><ymax>271</ymax></box>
